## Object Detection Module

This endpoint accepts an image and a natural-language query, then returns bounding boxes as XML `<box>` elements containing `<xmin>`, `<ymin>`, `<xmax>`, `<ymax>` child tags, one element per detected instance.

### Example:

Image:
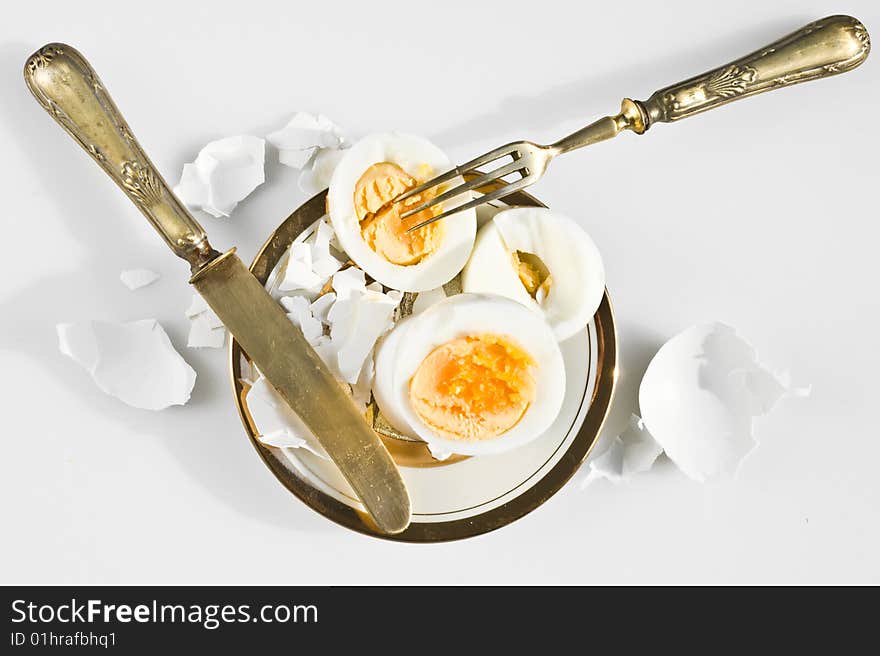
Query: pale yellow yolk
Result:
<box><xmin>512</xmin><ymin>250</ymin><xmax>552</xmax><ymax>300</ymax></box>
<box><xmin>354</xmin><ymin>162</ymin><xmax>444</xmax><ymax>266</ymax></box>
<box><xmin>409</xmin><ymin>334</ymin><xmax>537</xmax><ymax>441</ymax></box>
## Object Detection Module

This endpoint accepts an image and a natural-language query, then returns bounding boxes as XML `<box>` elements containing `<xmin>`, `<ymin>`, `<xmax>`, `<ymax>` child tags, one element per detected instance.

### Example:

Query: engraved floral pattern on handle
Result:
<box><xmin>121</xmin><ymin>160</ymin><xmax>163</xmax><ymax>207</ymax></box>
<box><xmin>25</xmin><ymin>45</ymin><xmax>64</xmax><ymax>74</ymax></box>
<box><xmin>704</xmin><ymin>64</ymin><xmax>758</xmax><ymax>99</ymax></box>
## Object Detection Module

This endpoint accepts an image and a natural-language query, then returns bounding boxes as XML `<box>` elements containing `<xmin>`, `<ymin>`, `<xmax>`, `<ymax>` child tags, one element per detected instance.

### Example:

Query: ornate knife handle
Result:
<box><xmin>24</xmin><ymin>43</ymin><xmax>218</xmax><ymax>271</ymax></box>
<box><xmin>636</xmin><ymin>15</ymin><xmax>870</xmax><ymax>129</ymax></box>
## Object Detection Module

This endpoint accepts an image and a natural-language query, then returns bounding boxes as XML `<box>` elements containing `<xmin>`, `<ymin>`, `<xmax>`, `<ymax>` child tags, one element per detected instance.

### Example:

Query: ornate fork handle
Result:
<box><xmin>24</xmin><ymin>44</ymin><xmax>218</xmax><ymax>271</ymax></box>
<box><xmin>639</xmin><ymin>15</ymin><xmax>870</xmax><ymax>126</ymax></box>
<box><xmin>555</xmin><ymin>15</ymin><xmax>870</xmax><ymax>153</ymax></box>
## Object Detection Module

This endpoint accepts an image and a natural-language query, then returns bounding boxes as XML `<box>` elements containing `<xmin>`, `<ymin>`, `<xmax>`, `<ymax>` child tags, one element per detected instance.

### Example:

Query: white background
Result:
<box><xmin>1</xmin><ymin>0</ymin><xmax>878</xmax><ymax>584</ymax></box>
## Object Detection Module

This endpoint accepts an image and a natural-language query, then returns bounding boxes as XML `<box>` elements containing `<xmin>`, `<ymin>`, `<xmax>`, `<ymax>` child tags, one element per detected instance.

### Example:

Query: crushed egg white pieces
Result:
<box><xmin>173</xmin><ymin>135</ymin><xmax>265</xmax><ymax>218</ymax></box>
<box><xmin>246</xmin><ymin>219</ymin><xmax>402</xmax><ymax>455</ymax></box>
<box><xmin>185</xmin><ymin>293</ymin><xmax>226</xmax><ymax>349</ymax></box>
<box><xmin>278</xmin><ymin>220</ymin><xmax>343</xmax><ymax>295</ymax></box>
<box><xmin>57</xmin><ymin>319</ymin><xmax>196</xmax><ymax>410</ymax></box>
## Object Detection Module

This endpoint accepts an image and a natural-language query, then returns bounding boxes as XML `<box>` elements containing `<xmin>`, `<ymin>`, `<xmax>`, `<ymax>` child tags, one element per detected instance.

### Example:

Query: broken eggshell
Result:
<box><xmin>581</xmin><ymin>414</ymin><xmax>663</xmax><ymax>486</ymax></box>
<box><xmin>245</xmin><ymin>376</ymin><xmax>328</xmax><ymax>459</ymax></box>
<box><xmin>638</xmin><ymin>322</ymin><xmax>808</xmax><ymax>482</ymax></box>
<box><xmin>267</xmin><ymin>112</ymin><xmax>344</xmax><ymax>169</ymax></box>
<box><xmin>299</xmin><ymin>148</ymin><xmax>346</xmax><ymax>196</ymax></box>
<box><xmin>173</xmin><ymin>135</ymin><xmax>265</xmax><ymax>218</ymax></box>
<box><xmin>185</xmin><ymin>292</ymin><xmax>226</xmax><ymax>349</ymax></box>
<box><xmin>57</xmin><ymin>319</ymin><xmax>196</xmax><ymax>410</ymax></box>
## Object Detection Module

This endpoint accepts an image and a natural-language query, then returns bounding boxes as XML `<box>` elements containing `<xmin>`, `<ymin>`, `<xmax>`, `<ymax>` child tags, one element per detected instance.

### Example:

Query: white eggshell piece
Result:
<box><xmin>331</xmin><ymin>267</ymin><xmax>366</xmax><ymax>300</ymax></box>
<box><xmin>327</xmin><ymin>132</ymin><xmax>476</xmax><ymax>292</ymax></box>
<box><xmin>185</xmin><ymin>293</ymin><xmax>209</xmax><ymax>318</ymax></box>
<box><xmin>278</xmin><ymin>242</ymin><xmax>323</xmax><ymax>293</ymax></box>
<box><xmin>309</xmin><ymin>293</ymin><xmax>336</xmax><ymax>324</ymax></box>
<box><xmin>329</xmin><ymin>288</ymin><xmax>401</xmax><ymax>383</ymax></box>
<box><xmin>280</xmin><ymin>295</ymin><xmax>324</xmax><ymax>345</ymax></box>
<box><xmin>185</xmin><ymin>292</ymin><xmax>223</xmax><ymax>329</ymax></box>
<box><xmin>299</xmin><ymin>147</ymin><xmax>346</xmax><ymax>195</ymax></box>
<box><xmin>390</xmin><ymin>293</ymin><xmax>566</xmax><ymax>456</ymax></box>
<box><xmin>639</xmin><ymin>322</ymin><xmax>808</xmax><ymax>482</ymax></box>
<box><xmin>267</xmin><ymin>112</ymin><xmax>344</xmax><ymax>169</ymax></box>
<box><xmin>173</xmin><ymin>136</ymin><xmax>265</xmax><ymax>218</ymax></box>
<box><xmin>309</xmin><ymin>219</ymin><xmax>344</xmax><ymax>279</ymax></box>
<box><xmin>350</xmin><ymin>355</ymin><xmax>375</xmax><ymax>413</ymax></box>
<box><xmin>187</xmin><ymin>314</ymin><xmax>226</xmax><ymax>349</ymax></box>
<box><xmin>581</xmin><ymin>414</ymin><xmax>663</xmax><ymax>486</ymax></box>
<box><xmin>462</xmin><ymin>207</ymin><xmax>606</xmax><ymax>342</ymax></box>
<box><xmin>411</xmin><ymin>287</ymin><xmax>447</xmax><ymax>315</ymax></box>
<box><xmin>246</xmin><ymin>377</ymin><xmax>329</xmax><ymax>459</ymax></box>
<box><xmin>57</xmin><ymin>319</ymin><xmax>196</xmax><ymax>410</ymax></box>
<box><xmin>119</xmin><ymin>268</ymin><xmax>160</xmax><ymax>290</ymax></box>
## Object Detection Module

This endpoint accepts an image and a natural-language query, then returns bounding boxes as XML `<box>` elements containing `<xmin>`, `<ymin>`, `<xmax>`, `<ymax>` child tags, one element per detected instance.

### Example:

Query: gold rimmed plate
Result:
<box><xmin>229</xmin><ymin>185</ymin><xmax>617</xmax><ymax>542</ymax></box>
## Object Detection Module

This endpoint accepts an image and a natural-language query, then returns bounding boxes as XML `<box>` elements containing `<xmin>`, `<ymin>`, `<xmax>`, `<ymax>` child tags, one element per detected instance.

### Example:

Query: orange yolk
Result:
<box><xmin>408</xmin><ymin>334</ymin><xmax>537</xmax><ymax>441</ymax></box>
<box><xmin>354</xmin><ymin>162</ymin><xmax>444</xmax><ymax>266</ymax></box>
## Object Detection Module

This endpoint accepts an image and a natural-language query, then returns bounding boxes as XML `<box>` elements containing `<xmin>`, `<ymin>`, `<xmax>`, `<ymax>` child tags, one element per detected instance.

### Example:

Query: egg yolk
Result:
<box><xmin>409</xmin><ymin>334</ymin><xmax>537</xmax><ymax>441</ymax></box>
<box><xmin>354</xmin><ymin>162</ymin><xmax>445</xmax><ymax>266</ymax></box>
<box><xmin>512</xmin><ymin>250</ymin><xmax>552</xmax><ymax>300</ymax></box>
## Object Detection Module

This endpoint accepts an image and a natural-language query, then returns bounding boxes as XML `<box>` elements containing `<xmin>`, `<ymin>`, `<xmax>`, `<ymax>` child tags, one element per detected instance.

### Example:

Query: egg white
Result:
<box><xmin>327</xmin><ymin>133</ymin><xmax>476</xmax><ymax>292</ymax></box>
<box><xmin>462</xmin><ymin>207</ymin><xmax>605</xmax><ymax>342</ymax></box>
<box><xmin>383</xmin><ymin>293</ymin><xmax>565</xmax><ymax>456</ymax></box>
<box><xmin>372</xmin><ymin>315</ymin><xmax>418</xmax><ymax>437</ymax></box>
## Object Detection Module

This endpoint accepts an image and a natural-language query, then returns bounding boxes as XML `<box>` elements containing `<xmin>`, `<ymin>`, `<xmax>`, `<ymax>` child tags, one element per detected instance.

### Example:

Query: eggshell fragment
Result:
<box><xmin>328</xmin><ymin>288</ymin><xmax>401</xmax><ymax>383</ymax></box>
<box><xmin>638</xmin><ymin>322</ymin><xmax>808</xmax><ymax>482</ymax></box>
<box><xmin>119</xmin><ymin>268</ymin><xmax>159</xmax><ymax>290</ymax></box>
<box><xmin>411</xmin><ymin>287</ymin><xmax>447</xmax><ymax>315</ymax></box>
<box><xmin>299</xmin><ymin>147</ymin><xmax>346</xmax><ymax>196</ymax></box>
<box><xmin>57</xmin><ymin>319</ymin><xmax>196</xmax><ymax>410</ymax></box>
<box><xmin>173</xmin><ymin>136</ymin><xmax>265</xmax><ymax>218</ymax></box>
<box><xmin>278</xmin><ymin>243</ymin><xmax>323</xmax><ymax>293</ymax></box>
<box><xmin>245</xmin><ymin>377</ymin><xmax>328</xmax><ymax>459</ymax></box>
<box><xmin>309</xmin><ymin>219</ymin><xmax>344</xmax><ymax>280</ymax></box>
<box><xmin>280</xmin><ymin>295</ymin><xmax>324</xmax><ymax>345</ymax></box>
<box><xmin>267</xmin><ymin>112</ymin><xmax>344</xmax><ymax>169</ymax></box>
<box><xmin>331</xmin><ymin>267</ymin><xmax>367</xmax><ymax>300</ymax></box>
<box><xmin>581</xmin><ymin>414</ymin><xmax>663</xmax><ymax>486</ymax></box>
<box><xmin>185</xmin><ymin>292</ymin><xmax>226</xmax><ymax>348</ymax></box>
<box><xmin>309</xmin><ymin>293</ymin><xmax>336</xmax><ymax>324</ymax></box>
<box><xmin>187</xmin><ymin>314</ymin><xmax>226</xmax><ymax>349</ymax></box>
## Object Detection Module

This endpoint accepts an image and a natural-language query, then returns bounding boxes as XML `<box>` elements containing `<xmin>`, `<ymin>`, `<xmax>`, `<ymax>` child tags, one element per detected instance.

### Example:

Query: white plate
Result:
<box><xmin>230</xmin><ymin>185</ymin><xmax>617</xmax><ymax>541</ymax></box>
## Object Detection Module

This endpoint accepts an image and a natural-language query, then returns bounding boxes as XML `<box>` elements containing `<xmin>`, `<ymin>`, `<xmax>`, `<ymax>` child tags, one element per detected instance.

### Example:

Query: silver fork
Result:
<box><xmin>398</xmin><ymin>15</ymin><xmax>869</xmax><ymax>232</ymax></box>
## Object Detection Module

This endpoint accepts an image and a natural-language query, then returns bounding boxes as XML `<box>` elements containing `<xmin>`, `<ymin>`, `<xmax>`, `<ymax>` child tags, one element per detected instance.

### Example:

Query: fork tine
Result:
<box><xmin>394</xmin><ymin>142</ymin><xmax>521</xmax><ymax>204</ymax></box>
<box><xmin>399</xmin><ymin>159</ymin><xmax>525</xmax><ymax>220</ymax></box>
<box><xmin>393</xmin><ymin>167</ymin><xmax>463</xmax><ymax>205</ymax></box>
<box><xmin>405</xmin><ymin>177</ymin><xmax>531</xmax><ymax>233</ymax></box>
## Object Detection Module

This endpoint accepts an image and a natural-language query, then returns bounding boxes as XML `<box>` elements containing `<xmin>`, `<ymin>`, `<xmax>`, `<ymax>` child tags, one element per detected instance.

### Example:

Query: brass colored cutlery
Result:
<box><xmin>24</xmin><ymin>44</ymin><xmax>412</xmax><ymax>535</ymax></box>
<box><xmin>401</xmin><ymin>15</ymin><xmax>870</xmax><ymax>230</ymax></box>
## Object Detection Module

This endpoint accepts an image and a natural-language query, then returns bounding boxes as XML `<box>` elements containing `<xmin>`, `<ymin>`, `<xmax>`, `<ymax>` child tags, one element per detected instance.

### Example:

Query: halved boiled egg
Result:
<box><xmin>327</xmin><ymin>133</ymin><xmax>476</xmax><ymax>292</ymax></box>
<box><xmin>461</xmin><ymin>207</ymin><xmax>605</xmax><ymax>342</ymax></box>
<box><xmin>374</xmin><ymin>293</ymin><xmax>565</xmax><ymax>456</ymax></box>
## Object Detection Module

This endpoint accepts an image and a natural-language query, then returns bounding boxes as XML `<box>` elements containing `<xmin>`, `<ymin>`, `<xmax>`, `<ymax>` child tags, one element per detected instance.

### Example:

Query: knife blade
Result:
<box><xmin>24</xmin><ymin>43</ymin><xmax>411</xmax><ymax>534</ymax></box>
